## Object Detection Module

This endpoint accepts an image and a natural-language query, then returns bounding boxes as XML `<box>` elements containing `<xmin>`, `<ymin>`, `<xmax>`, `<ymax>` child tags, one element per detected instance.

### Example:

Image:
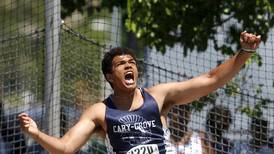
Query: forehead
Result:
<box><xmin>112</xmin><ymin>54</ymin><xmax>135</xmax><ymax>63</ymax></box>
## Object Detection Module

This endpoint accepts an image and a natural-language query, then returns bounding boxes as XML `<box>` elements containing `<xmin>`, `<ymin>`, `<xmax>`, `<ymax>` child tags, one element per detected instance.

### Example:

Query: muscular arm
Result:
<box><xmin>19</xmin><ymin>103</ymin><xmax>106</xmax><ymax>154</ymax></box>
<box><xmin>35</xmin><ymin>117</ymin><xmax>95</xmax><ymax>154</ymax></box>
<box><xmin>148</xmin><ymin>32</ymin><xmax>261</xmax><ymax>112</ymax></box>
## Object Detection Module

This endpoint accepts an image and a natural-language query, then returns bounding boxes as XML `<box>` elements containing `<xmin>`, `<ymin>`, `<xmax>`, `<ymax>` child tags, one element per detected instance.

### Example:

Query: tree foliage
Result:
<box><xmin>61</xmin><ymin>0</ymin><xmax>86</xmax><ymax>18</ymax></box>
<box><xmin>62</xmin><ymin>1</ymin><xmax>274</xmax><ymax>54</ymax></box>
<box><xmin>100</xmin><ymin>0</ymin><xmax>274</xmax><ymax>55</ymax></box>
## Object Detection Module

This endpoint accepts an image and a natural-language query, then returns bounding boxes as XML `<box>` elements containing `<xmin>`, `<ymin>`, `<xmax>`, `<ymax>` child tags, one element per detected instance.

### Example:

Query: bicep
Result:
<box><xmin>169</xmin><ymin>75</ymin><xmax>218</xmax><ymax>104</ymax></box>
<box><xmin>61</xmin><ymin>117</ymin><xmax>96</xmax><ymax>153</ymax></box>
<box><xmin>151</xmin><ymin>74</ymin><xmax>217</xmax><ymax>106</ymax></box>
<box><xmin>60</xmin><ymin>103</ymin><xmax>105</xmax><ymax>153</ymax></box>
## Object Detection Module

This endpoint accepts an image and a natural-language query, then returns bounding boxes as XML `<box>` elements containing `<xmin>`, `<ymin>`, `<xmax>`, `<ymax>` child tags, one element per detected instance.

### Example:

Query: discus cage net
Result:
<box><xmin>0</xmin><ymin>0</ymin><xmax>274</xmax><ymax>154</ymax></box>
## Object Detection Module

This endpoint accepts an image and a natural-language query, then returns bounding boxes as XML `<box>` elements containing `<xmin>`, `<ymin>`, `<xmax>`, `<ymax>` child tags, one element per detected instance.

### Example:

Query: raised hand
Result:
<box><xmin>18</xmin><ymin>113</ymin><xmax>39</xmax><ymax>138</ymax></box>
<box><xmin>240</xmin><ymin>31</ymin><xmax>261</xmax><ymax>52</ymax></box>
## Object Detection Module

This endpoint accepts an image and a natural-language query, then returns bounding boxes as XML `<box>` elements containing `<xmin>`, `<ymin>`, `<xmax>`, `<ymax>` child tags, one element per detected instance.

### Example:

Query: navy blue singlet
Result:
<box><xmin>105</xmin><ymin>88</ymin><xmax>175</xmax><ymax>154</ymax></box>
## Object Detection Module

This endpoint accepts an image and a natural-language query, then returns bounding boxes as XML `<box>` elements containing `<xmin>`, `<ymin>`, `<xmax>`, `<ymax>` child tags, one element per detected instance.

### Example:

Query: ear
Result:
<box><xmin>106</xmin><ymin>74</ymin><xmax>113</xmax><ymax>83</ymax></box>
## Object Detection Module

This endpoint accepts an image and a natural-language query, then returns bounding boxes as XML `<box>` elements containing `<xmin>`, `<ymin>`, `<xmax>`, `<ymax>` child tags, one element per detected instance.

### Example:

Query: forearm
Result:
<box><xmin>208</xmin><ymin>51</ymin><xmax>252</xmax><ymax>87</ymax></box>
<box><xmin>32</xmin><ymin>130</ymin><xmax>70</xmax><ymax>154</ymax></box>
<box><xmin>19</xmin><ymin>111</ymin><xmax>97</xmax><ymax>154</ymax></box>
<box><xmin>159</xmin><ymin>32</ymin><xmax>260</xmax><ymax>105</ymax></box>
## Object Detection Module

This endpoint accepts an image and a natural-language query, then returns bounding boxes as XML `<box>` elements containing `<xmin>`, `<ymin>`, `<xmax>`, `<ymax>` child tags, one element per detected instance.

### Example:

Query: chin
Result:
<box><xmin>124</xmin><ymin>84</ymin><xmax>137</xmax><ymax>91</ymax></box>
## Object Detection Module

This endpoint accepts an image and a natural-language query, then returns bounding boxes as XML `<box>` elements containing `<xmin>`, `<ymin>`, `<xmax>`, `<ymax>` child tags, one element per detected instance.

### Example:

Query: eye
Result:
<box><xmin>115</xmin><ymin>61</ymin><xmax>126</xmax><ymax>67</ymax></box>
<box><xmin>129</xmin><ymin>60</ymin><xmax>136</xmax><ymax>65</ymax></box>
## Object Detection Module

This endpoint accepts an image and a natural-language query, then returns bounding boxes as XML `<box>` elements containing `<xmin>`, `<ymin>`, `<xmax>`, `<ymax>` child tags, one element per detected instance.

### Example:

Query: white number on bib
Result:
<box><xmin>127</xmin><ymin>144</ymin><xmax>159</xmax><ymax>154</ymax></box>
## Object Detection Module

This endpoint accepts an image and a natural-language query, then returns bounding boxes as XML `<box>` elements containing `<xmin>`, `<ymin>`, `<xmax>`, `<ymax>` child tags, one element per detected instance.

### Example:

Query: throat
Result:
<box><xmin>110</xmin><ymin>89</ymin><xmax>143</xmax><ymax>111</ymax></box>
<box><xmin>112</xmin><ymin>91</ymin><xmax>135</xmax><ymax>99</ymax></box>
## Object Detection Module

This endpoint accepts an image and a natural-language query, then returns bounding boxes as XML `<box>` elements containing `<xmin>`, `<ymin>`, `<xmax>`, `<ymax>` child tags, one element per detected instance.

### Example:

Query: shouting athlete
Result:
<box><xmin>19</xmin><ymin>31</ymin><xmax>261</xmax><ymax>154</ymax></box>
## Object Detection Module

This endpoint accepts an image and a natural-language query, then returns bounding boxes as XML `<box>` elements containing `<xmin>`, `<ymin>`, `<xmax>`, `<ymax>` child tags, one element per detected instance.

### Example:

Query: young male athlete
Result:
<box><xmin>19</xmin><ymin>31</ymin><xmax>261</xmax><ymax>154</ymax></box>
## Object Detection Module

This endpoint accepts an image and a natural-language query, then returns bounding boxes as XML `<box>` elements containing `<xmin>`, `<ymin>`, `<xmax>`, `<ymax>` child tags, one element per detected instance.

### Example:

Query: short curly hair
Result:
<box><xmin>101</xmin><ymin>47</ymin><xmax>137</xmax><ymax>87</ymax></box>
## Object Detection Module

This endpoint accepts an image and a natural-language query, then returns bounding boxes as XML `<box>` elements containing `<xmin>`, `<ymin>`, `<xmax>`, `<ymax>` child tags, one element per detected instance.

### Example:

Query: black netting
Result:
<box><xmin>1</xmin><ymin>1</ymin><xmax>274</xmax><ymax>154</ymax></box>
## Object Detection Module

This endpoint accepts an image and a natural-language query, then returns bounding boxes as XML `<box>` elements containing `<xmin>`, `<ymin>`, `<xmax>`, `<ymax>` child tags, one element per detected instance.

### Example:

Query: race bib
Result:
<box><xmin>127</xmin><ymin>144</ymin><xmax>159</xmax><ymax>154</ymax></box>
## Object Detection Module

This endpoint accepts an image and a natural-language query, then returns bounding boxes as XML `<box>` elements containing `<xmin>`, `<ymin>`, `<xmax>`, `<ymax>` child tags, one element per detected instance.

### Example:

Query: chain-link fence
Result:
<box><xmin>1</xmin><ymin>0</ymin><xmax>274</xmax><ymax>154</ymax></box>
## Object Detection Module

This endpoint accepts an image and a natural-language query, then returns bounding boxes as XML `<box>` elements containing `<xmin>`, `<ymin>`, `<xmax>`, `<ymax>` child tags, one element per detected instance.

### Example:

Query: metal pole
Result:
<box><xmin>44</xmin><ymin>0</ymin><xmax>61</xmax><ymax>137</ymax></box>
<box><xmin>111</xmin><ymin>6</ymin><xmax>122</xmax><ymax>47</ymax></box>
<box><xmin>102</xmin><ymin>6</ymin><xmax>122</xmax><ymax>98</ymax></box>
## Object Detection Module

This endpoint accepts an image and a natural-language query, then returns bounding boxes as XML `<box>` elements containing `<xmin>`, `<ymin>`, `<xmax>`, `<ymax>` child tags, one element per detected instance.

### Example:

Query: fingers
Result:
<box><xmin>241</xmin><ymin>32</ymin><xmax>260</xmax><ymax>43</ymax></box>
<box><xmin>18</xmin><ymin>112</ymin><xmax>31</xmax><ymax>128</ymax></box>
<box><xmin>254</xmin><ymin>35</ymin><xmax>261</xmax><ymax>47</ymax></box>
<box><xmin>18</xmin><ymin>112</ymin><xmax>28</xmax><ymax>118</ymax></box>
<box><xmin>240</xmin><ymin>31</ymin><xmax>261</xmax><ymax>50</ymax></box>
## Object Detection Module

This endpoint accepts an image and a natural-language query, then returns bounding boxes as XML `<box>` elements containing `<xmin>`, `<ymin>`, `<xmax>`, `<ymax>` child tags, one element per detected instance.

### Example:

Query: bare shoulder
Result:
<box><xmin>146</xmin><ymin>84</ymin><xmax>174</xmax><ymax>113</ymax></box>
<box><xmin>84</xmin><ymin>102</ymin><xmax>106</xmax><ymax>111</ymax></box>
<box><xmin>146</xmin><ymin>82</ymin><xmax>170</xmax><ymax>93</ymax></box>
<box><xmin>147</xmin><ymin>82</ymin><xmax>182</xmax><ymax>97</ymax></box>
<box><xmin>144</xmin><ymin>86</ymin><xmax>160</xmax><ymax>102</ymax></box>
<box><xmin>80</xmin><ymin>102</ymin><xmax>106</xmax><ymax>129</ymax></box>
<box><xmin>82</xmin><ymin>102</ymin><xmax>106</xmax><ymax>118</ymax></box>
<box><xmin>146</xmin><ymin>83</ymin><xmax>170</xmax><ymax>99</ymax></box>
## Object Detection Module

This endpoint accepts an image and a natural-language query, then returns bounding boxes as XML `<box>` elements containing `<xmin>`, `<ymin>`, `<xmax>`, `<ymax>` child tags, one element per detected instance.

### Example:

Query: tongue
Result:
<box><xmin>125</xmin><ymin>78</ymin><xmax>134</xmax><ymax>84</ymax></box>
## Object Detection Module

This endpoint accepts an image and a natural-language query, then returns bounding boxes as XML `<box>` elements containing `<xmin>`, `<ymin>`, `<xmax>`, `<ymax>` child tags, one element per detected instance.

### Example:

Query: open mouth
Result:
<box><xmin>124</xmin><ymin>72</ymin><xmax>134</xmax><ymax>85</ymax></box>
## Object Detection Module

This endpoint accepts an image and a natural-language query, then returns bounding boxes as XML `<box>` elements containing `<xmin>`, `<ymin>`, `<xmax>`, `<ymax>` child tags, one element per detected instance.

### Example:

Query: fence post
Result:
<box><xmin>111</xmin><ymin>6</ymin><xmax>122</xmax><ymax>46</ymax></box>
<box><xmin>102</xmin><ymin>6</ymin><xmax>122</xmax><ymax>98</ymax></box>
<box><xmin>44</xmin><ymin>0</ymin><xmax>61</xmax><ymax>137</ymax></box>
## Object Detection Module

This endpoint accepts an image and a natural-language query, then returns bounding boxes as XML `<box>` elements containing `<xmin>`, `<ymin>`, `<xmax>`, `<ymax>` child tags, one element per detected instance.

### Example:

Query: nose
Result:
<box><xmin>125</xmin><ymin>61</ymin><xmax>132</xmax><ymax>68</ymax></box>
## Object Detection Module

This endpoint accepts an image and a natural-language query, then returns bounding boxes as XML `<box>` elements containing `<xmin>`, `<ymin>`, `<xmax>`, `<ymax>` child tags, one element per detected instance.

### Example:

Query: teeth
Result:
<box><xmin>125</xmin><ymin>79</ymin><xmax>134</xmax><ymax>84</ymax></box>
<box><xmin>125</xmin><ymin>72</ymin><xmax>133</xmax><ymax>75</ymax></box>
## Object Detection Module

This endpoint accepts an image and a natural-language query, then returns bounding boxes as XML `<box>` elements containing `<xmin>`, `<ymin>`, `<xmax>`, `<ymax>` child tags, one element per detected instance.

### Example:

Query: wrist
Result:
<box><xmin>32</xmin><ymin>130</ymin><xmax>40</xmax><ymax>140</ymax></box>
<box><xmin>240</xmin><ymin>48</ymin><xmax>256</xmax><ymax>53</ymax></box>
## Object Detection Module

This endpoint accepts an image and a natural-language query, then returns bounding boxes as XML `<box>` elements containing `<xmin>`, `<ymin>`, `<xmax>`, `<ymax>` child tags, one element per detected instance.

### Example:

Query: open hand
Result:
<box><xmin>18</xmin><ymin>113</ymin><xmax>39</xmax><ymax>138</ymax></box>
<box><xmin>240</xmin><ymin>31</ymin><xmax>261</xmax><ymax>52</ymax></box>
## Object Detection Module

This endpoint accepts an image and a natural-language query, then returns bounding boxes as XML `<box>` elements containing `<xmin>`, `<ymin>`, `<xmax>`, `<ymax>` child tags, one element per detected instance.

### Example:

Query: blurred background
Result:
<box><xmin>0</xmin><ymin>0</ymin><xmax>274</xmax><ymax>153</ymax></box>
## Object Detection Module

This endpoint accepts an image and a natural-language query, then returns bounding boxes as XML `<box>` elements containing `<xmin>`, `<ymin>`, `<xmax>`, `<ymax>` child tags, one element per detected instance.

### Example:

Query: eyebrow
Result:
<box><xmin>114</xmin><ymin>58</ymin><xmax>135</xmax><ymax>63</ymax></box>
<box><xmin>128</xmin><ymin>58</ymin><xmax>136</xmax><ymax>62</ymax></box>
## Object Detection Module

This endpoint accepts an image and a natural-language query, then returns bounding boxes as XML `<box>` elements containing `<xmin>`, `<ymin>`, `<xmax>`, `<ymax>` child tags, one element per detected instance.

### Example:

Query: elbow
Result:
<box><xmin>54</xmin><ymin>151</ymin><xmax>73</xmax><ymax>154</ymax></box>
<box><xmin>62</xmin><ymin>144</ymin><xmax>77</xmax><ymax>154</ymax></box>
<box><xmin>64</xmin><ymin>151</ymin><xmax>74</xmax><ymax>154</ymax></box>
<box><xmin>63</xmin><ymin>148</ymin><xmax>75</xmax><ymax>154</ymax></box>
<box><xmin>53</xmin><ymin>142</ymin><xmax>75</xmax><ymax>154</ymax></box>
<box><xmin>206</xmin><ymin>73</ymin><xmax>226</xmax><ymax>88</ymax></box>
<box><xmin>49</xmin><ymin>147</ymin><xmax>74</xmax><ymax>154</ymax></box>
<box><xmin>201</xmin><ymin>76</ymin><xmax>223</xmax><ymax>94</ymax></box>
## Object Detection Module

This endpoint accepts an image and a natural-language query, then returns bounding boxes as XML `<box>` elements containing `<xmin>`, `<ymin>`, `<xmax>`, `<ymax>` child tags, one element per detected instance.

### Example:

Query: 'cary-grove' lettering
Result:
<box><xmin>113</xmin><ymin>120</ymin><xmax>156</xmax><ymax>133</ymax></box>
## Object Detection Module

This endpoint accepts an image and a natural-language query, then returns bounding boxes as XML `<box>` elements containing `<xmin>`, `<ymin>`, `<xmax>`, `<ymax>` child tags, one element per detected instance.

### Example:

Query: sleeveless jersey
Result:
<box><xmin>105</xmin><ymin>88</ymin><xmax>175</xmax><ymax>154</ymax></box>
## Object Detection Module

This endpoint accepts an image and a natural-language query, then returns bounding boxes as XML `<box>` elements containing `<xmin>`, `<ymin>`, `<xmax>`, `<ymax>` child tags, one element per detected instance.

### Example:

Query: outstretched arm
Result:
<box><xmin>149</xmin><ymin>31</ymin><xmax>261</xmax><ymax>109</ymax></box>
<box><xmin>18</xmin><ymin>103</ymin><xmax>105</xmax><ymax>154</ymax></box>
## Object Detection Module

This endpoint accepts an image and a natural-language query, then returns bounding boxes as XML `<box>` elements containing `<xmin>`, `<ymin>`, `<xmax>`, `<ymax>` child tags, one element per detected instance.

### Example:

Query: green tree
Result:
<box><xmin>101</xmin><ymin>0</ymin><xmax>274</xmax><ymax>55</ymax></box>
<box><xmin>62</xmin><ymin>0</ymin><xmax>274</xmax><ymax>55</ymax></box>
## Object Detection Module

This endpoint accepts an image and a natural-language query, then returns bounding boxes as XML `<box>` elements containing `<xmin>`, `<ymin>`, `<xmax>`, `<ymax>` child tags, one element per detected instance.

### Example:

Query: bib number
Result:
<box><xmin>127</xmin><ymin>144</ymin><xmax>159</xmax><ymax>154</ymax></box>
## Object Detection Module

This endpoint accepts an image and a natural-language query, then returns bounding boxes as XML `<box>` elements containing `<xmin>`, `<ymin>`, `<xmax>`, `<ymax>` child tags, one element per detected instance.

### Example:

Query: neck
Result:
<box><xmin>110</xmin><ymin>88</ymin><xmax>140</xmax><ymax>110</ymax></box>
<box><xmin>112</xmin><ymin>90</ymin><xmax>135</xmax><ymax>99</ymax></box>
